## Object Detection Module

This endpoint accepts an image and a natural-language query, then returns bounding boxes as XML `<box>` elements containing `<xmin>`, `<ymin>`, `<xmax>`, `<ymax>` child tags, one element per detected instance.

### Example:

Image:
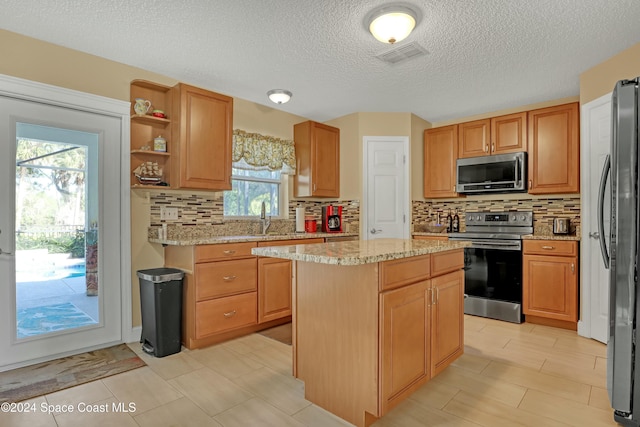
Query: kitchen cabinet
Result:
<box><xmin>172</xmin><ymin>83</ymin><xmax>233</xmax><ymax>190</ymax></box>
<box><xmin>294</xmin><ymin>120</ymin><xmax>340</xmax><ymax>197</ymax></box>
<box><xmin>430</xmin><ymin>269</ymin><xmax>464</xmax><ymax>376</ymax></box>
<box><xmin>523</xmin><ymin>240</ymin><xmax>578</xmax><ymax>329</ymax></box>
<box><xmin>458</xmin><ymin>113</ymin><xmax>527</xmax><ymax>158</ymax></box>
<box><xmin>424</xmin><ymin>125</ymin><xmax>460</xmax><ymax>198</ymax></box>
<box><xmin>164</xmin><ymin>238</ymin><xmax>324</xmax><ymax>349</ymax></box>
<box><xmin>256</xmin><ymin>238</ymin><xmax>323</xmax><ymax>324</ymax></box>
<box><xmin>130</xmin><ymin>80</ymin><xmax>173</xmax><ymax>188</ymax></box>
<box><xmin>380</xmin><ymin>280</ymin><xmax>430</xmax><ymax>412</ymax></box>
<box><xmin>527</xmin><ymin>103</ymin><xmax>579</xmax><ymax>194</ymax></box>
<box><xmin>294</xmin><ymin>248</ymin><xmax>464</xmax><ymax>424</ymax></box>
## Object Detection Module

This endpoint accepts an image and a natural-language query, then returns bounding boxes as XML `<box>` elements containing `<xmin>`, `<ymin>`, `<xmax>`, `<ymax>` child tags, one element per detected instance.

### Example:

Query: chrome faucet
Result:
<box><xmin>260</xmin><ymin>201</ymin><xmax>271</xmax><ymax>234</ymax></box>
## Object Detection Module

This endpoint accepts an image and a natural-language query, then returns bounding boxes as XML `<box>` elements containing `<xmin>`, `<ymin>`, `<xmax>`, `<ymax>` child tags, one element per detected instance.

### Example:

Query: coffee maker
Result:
<box><xmin>321</xmin><ymin>205</ymin><xmax>343</xmax><ymax>233</ymax></box>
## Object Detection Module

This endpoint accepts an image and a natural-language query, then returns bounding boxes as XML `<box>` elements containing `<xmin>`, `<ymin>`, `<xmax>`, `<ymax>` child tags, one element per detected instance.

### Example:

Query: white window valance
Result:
<box><xmin>232</xmin><ymin>129</ymin><xmax>296</xmax><ymax>174</ymax></box>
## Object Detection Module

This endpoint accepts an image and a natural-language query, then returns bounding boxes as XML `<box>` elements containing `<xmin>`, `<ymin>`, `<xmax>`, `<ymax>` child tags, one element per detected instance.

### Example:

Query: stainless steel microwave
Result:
<box><xmin>456</xmin><ymin>152</ymin><xmax>527</xmax><ymax>194</ymax></box>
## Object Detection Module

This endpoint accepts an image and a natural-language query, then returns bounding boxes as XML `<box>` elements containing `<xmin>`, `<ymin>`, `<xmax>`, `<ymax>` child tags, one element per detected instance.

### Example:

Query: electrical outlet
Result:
<box><xmin>160</xmin><ymin>207</ymin><xmax>179</xmax><ymax>220</ymax></box>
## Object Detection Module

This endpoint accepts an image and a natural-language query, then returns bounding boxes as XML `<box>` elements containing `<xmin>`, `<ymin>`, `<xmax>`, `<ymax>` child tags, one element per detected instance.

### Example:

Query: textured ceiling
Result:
<box><xmin>2</xmin><ymin>0</ymin><xmax>640</xmax><ymax>123</ymax></box>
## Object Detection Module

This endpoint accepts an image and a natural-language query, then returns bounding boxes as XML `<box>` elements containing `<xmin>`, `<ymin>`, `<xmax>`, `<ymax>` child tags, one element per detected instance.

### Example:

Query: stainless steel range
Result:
<box><xmin>449</xmin><ymin>211</ymin><xmax>533</xmax><ymax>323</ymax></box>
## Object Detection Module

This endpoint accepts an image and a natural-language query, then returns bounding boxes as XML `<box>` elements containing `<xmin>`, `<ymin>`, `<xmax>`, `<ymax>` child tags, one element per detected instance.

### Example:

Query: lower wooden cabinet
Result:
<box><xmin>166</xmin><ymin>238</ymin><xmax>325</xmax><ymax>349</ymax></box>
<box><xmin>379</xmin><ymin>261</ymin><xmax>464</xmax><ymax>414</ymax></box>
<box><xmin>195</xmin><ymin>292</ymin><xmax>257</xmax><ymax>338</ymax></box>
<box><xmin>257</xmin><ymin>238</ymin><xmax>323</xmax><ymax>324</ymax></box>
<box><xmin>293</xmin><ymin>248</ymin><xmax>464</xmax><ymax>426</ymax></box>
<box><xmin>258</xmin><ymin>257</ymin><xmax>292</xmax><ymax>323</ymax></box>
<box><xmin>380</xmin><ymin>281</ymin><xmax>430</xmax><ymax>412</ymax></box>
<box><xmin>523</xmin><ymin>240</ymin><xmax>578</xmax><ymax>329</ymax></box>
<box><xmin>430</xmin><ymin>270</ymin><xmax>464</xmax><ymax>376</ymax></box>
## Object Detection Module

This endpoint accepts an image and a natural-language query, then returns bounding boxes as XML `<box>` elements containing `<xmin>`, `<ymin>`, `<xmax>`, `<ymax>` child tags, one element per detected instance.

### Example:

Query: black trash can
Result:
<box><xmin>137</xmin><ymin>268</ymin><xmax>184</xmax><ymax>357</ymax></box>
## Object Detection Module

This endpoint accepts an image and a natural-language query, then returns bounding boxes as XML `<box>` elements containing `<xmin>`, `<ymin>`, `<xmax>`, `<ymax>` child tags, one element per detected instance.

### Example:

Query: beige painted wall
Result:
<box><xmin>580</xmin><ymin>42</ymin><xmax>640</xmax><ymax>105</ymax></box>
<box><xmin>1</xmin><ymin>30</ymin><xmax>309</xmax><ymax>328</ymax></box>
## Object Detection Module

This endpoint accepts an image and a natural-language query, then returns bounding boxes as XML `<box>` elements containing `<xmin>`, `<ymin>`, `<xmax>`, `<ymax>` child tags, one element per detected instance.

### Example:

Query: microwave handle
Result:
<box><xmin>516</xmin><ymin>156</ymin><xmax>522</xmax><ymax>185</ymax></box>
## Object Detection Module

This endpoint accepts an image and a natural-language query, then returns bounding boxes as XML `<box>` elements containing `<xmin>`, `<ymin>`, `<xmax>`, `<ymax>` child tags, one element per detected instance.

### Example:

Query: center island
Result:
<box><xmin>252</xmin><ymin>238</ymin><xmax>469</xmax><ymax>427</ymax></box>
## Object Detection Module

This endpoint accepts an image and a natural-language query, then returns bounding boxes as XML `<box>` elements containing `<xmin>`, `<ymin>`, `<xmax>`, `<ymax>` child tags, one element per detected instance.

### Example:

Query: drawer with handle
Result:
<box><xmin>195</xmin><ymin>242</ymin><xmax>257</xmax><ymax>262</ymax></box>
<box><xmin>523</xmin><ymin>240</ymin><xmax>577</xmax><ymax>256</ymax></box>
<box><xmin>195</xmin><ymin>258</ymin><xmax>257</xmax><ymax>300</ymax></box>
<box><xmin>195</xmin><ymin>291</ymin><xmax>257</xmax><ymax>338</ymax></box>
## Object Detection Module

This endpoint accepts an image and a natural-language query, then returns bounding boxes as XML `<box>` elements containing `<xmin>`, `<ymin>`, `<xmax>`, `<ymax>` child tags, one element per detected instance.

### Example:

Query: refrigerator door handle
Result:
<box><xmin>598</xmin><ymin>154</ymin><xmax>611</xmax><ymax>269</ymax></box>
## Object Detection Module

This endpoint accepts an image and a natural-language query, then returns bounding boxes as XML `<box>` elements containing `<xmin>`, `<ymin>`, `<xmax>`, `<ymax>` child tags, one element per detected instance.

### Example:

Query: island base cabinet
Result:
<box><xmin>431</xmin><ymin>270</ymin><xmax>464</xmax><ymax>376</ymax></box>
<box><xmin>293</xmin><ymin>248</ymin><xmax>464</xmax><ymax>427</ymax></box>
<box><xmin>380</xmin><ymin>281</ymin><xmax>430</xmax><ymax>414</ymax></box>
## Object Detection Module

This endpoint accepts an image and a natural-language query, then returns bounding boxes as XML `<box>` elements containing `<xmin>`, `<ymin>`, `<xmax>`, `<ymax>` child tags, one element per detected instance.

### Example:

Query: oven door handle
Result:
<box><xmin>464</xmin><ymin>241</ymin><xmax>522</xmax><ymax>251</ymax></box>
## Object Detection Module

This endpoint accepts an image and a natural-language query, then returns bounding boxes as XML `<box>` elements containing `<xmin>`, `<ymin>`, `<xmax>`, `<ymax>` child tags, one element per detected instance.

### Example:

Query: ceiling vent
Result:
<box><xmin>376</xmin><ymin>41</ymin><xmax>427</xmax><ymax>64</ymax></box>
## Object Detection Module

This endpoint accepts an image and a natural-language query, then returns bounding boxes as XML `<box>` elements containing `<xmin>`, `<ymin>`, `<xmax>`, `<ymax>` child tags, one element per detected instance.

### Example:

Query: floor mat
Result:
<box><xmin>17</xmin><ymin>302</ymin><xmax>97</xmax><ymax>338</ymax></box>
<box><xmin>0</xmin><ymin>344</ymin><xmax>146</xmax><ymax>403</ymax></box>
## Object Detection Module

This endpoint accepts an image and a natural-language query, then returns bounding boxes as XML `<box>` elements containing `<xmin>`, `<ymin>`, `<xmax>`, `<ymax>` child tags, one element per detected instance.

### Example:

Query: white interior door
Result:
<box><xmin>579</xmin><ymin>93</ymin><xmax>612</xmax><ymax>343</ymax></box>
<box><xmin>0</xmin><ymin>78</ymin><xmax>127</xmax><ymax>370</ymax></box>
<box><xmin>363</xmin><ymin>136</ymin><xmax>409</xmax><ymax>240</ymax></box>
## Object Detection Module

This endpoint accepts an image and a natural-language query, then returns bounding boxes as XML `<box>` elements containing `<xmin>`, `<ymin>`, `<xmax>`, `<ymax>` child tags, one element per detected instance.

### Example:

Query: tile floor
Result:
<box><xmin>2</xmin><ymin>315</ymin><xmax>618</xmax><ymax>427</ymax></box>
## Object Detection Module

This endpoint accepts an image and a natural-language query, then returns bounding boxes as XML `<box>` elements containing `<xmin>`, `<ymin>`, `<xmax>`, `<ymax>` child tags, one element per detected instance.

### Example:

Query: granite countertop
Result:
<box><xmin>521</xmin><ymin>233</ymin><xmax>581</xmax><ymax>241</ymax></box>
<box><xmin>412</xmin><ymin>230</ymin><xmax>581</xmax><ymax>241</ymax></box>
<box><xmin>149</xmin><ymin>232</ymin><xmax>359</xmax><ymax>246</ymax></box>
<box><xmin>251</xmin><ymin>238</ymin><xmax>470</xmax><ymax>266</ymax></box>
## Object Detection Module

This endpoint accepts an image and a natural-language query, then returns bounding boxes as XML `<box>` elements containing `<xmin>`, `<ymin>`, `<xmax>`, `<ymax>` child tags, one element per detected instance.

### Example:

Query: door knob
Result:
<box><xmin>589</xmin><ymin>232</ymin><xmax>600</xmax><ymax>240</ymax></box>
<box><xmin>370</xmin><ymin>228</ymin><xmax>382</xmax><ymax>234</ymax></box>
<box><xmin>0</xmin><ymin>248</ymin><xmax>14</xmax><ymax>256</ymax></box>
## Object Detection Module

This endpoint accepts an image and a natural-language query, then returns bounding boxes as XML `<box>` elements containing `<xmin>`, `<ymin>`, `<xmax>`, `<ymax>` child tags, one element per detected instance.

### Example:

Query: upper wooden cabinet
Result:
<box><xmin>527</xmin><ymin>103</ymin><xmax>579</xmax><ymax>194</ymax></box>
<box><xmin>458</xmin><ymin>112</ymin><xmax>527</xmax><ymax>158</ymax></box>
<box><xmin>424</xmin><ymin>125</ymin><xmax>459</xmax><ymax>198</ymax></box>
<box><xmin>172</xmin><ymin>83</ymin><xmax>233</xmax><ymax>191</ymax></box>
<box><xmin>294</xmin><ymin>121</ymin><xmax>340</xmax><ymax>198</ymax></box>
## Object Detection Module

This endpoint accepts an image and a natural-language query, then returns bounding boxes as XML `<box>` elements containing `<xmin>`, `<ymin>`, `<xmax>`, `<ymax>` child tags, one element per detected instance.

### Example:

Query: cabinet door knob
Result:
<box><xmin>222</xmin><ymin>250</ymin><xmax>236</xmax><ymax>255</ymax></box>
<box><xmin>430</xmin><ymin>288</ymin><xmax>435</xmax><ymax>305</ymax></box>
<box><xmin>541</xmin><ymin>245</ymin><xmax>554</xmax><ymax>250</ymax></box>
<box><xmin>484</xmin><ymin>144</ymin><xmax>489</xmax><ymax>153</ymax></box>
<box><xmin>222</xmin><ymin>275</ymin><xmax>237</xmax><ymax>281</ymax></box>
<box><xmin>223</xmin><ymin>310</ymin><xmax>237</xmax><ymax>318</ymax></box>
<box><xmin>491</xmin><ymin>143</ymin><xmax>495</xmax><ymax>152</ymax></box>
<box><xmin>571</xmin><ymin>263</ymin><xmax>575</xmax><ymax>273</ymax></box>
<box><xmin>436</xmin><ymin>287</ymin><xmax>440</xmax><ymax>303</ymax></box>
<box><xmin>529</xmin><ymin>179</ymin><xmax>532</xmax><ymax>189</ymax></box>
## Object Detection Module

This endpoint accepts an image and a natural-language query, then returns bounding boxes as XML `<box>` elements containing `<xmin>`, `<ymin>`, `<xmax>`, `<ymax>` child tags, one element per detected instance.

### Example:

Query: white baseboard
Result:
<box><xmin>126</xmin><ymin>326</ymin><xmax>142</xmax><ymax>344</ymax></box>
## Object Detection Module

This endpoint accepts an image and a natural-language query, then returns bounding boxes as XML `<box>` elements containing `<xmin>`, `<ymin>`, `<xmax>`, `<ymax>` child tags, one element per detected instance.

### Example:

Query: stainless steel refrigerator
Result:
<box><xmin>599</xmin><ymin>77</ymin><xmax>640</xmax><ymax>426</ymax></box>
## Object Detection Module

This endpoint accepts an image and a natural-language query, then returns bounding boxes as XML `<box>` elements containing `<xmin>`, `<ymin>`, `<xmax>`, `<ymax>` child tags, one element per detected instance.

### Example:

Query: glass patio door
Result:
<box><xmin>0</xmin><ymin>93</ymin><xmax>123</xmax><ymax>370</ymax></box>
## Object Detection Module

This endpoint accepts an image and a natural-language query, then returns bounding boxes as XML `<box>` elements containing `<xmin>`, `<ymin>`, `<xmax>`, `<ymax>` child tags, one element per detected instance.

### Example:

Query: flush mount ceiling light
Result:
<box><xmin>365</xmin><ymin>3</ymin><xmax>420</xmax><ymax>44</ymax></box>
<box><xmin>267</xmin><ymin>89</ymin><xmax>292</xmax><ymax>104</ymax></box>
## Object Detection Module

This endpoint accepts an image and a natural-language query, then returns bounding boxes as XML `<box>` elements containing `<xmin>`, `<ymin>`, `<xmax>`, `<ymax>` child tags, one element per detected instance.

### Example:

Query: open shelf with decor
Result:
<box><xmin>130</xmin><ymin>79</ymin><xmax>173</xmax><ymax>188</ymax></box>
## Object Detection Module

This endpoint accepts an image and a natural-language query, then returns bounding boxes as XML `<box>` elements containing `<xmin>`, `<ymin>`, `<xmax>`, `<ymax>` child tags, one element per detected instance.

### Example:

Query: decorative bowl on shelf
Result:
<box><xmin>422</xmin><ymin>224</ymin><xmax>448</xmax><ymax>233</ymax></box>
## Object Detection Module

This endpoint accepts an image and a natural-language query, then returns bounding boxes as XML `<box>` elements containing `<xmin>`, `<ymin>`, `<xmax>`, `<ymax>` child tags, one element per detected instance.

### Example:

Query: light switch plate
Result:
<box><xmin>160</xmin><ymin>207</ymin><xmax>179</xmax><ymax>220</ymax></box>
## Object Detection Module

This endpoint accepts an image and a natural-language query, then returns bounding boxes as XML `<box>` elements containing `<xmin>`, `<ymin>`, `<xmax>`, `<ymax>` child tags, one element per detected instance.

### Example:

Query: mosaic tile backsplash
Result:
<box><xmin>148</xmin><ymin>192</ymin><xmax>360</xmax><ymax>234</ymax></box>
<box><xmin>412</xmin><ymin>196</ymin><xmax>581</xmax><ymax>233</ymax></box>
<box><xmin>147</xmin><ymin>191</ymin><xmax>579</xmax><ymax>237</ymax></box>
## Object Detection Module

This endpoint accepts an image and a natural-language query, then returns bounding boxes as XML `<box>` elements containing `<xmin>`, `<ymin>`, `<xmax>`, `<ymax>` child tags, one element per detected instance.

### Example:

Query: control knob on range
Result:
<box><xmin>520</xmin><ymin>215</ymin><xmax>526</xmax><ymax>221</ymax></box>
<box><xmin>510</xmin><ymin>215</ymin><xmax>516</xmax><ymax>221</ymax></box>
